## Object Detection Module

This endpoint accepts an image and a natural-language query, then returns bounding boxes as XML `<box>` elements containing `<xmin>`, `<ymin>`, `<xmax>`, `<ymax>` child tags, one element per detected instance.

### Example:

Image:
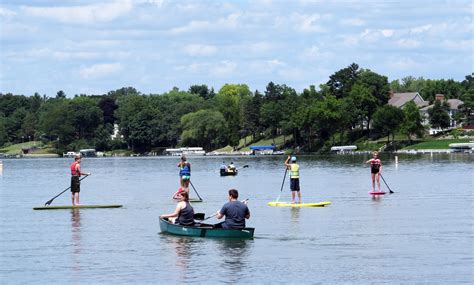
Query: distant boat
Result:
<box><xmin>165</xmin><ymin>147</ymin><xmax>206</xmax><ymax>156</ymax></box>
<box><xmin>63</xmin><ymin>151</ymin><xmax>78</xmax><ymax>158</ymax></box>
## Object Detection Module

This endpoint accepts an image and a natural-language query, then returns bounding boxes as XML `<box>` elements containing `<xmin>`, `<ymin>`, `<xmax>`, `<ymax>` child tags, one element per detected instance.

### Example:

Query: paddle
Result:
<box><xmin>44</xmin><ymin>175</ymin><xmax>89</xmax><ymax>206</ymax></box>
<box><xmin>380</xmin><ymin>174</ymin><xmax>394</xmax><ymax>194</ymax></box>
<box><xmin>276</xmin><ymin>167</ymin><xmax>288</xmax><ymax>202</ymax></box>
<box><xmin>200</xmin><ymin>198</ymin><xmax>249</xmax><ymax>222</ymax></box>
<box><xmin>189</xmin><ymin>180</ymin><xmax>203</xmax><ymax>201</ymax></box>
<box><xmin>237</xmin><ymin>164</ymin><xmax>249</xmax><ymax>170</ymax></box>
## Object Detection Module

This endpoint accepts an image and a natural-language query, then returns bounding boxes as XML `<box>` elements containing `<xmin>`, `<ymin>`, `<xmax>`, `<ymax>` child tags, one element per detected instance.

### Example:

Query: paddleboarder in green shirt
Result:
<box><xmin>285</xmin><ymin>155</ymin><xmax>301</xmax><ymax>203</ymax></box>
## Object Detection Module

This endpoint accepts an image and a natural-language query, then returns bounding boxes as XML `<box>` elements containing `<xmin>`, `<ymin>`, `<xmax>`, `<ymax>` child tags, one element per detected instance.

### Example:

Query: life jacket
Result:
<box><xmin>179</xmin><ymin>163</ymin><xmax>191</xmax><ymax>176</ymax></box>
<box><xmin>70</xmin><ymin>161</ymin><xmax>81</xmax><ymax>176</ymax></box>
<box><xmin>371</xmin><ymin>159</ymin><xmax>381</xmax><ymax>171</ymax></box>
<box><xmin>289</xmin><ymin>163</ymin><xmax>299</xmax><ymax>179</ymax></box>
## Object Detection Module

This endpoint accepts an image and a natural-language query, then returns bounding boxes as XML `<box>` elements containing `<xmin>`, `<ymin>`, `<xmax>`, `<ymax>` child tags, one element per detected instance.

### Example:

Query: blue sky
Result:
<box><xmin>0</xmin><ymin>0</ymin><xmax>472</xmax><ymax>97</ymax></box>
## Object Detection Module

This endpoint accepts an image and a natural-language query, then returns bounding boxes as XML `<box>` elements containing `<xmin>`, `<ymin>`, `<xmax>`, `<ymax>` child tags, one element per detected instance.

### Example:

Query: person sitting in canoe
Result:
<box><xmin>177</xmin><ymin>155</ymin><xmax>191</xmax><ymax>194</ymax></box>
<box><xmin>70</xmin><ymin>154</ymin><xmax>91</xmax><ymax>206</ymax></box>
<box><xmin>365</xmin><ymin>151</ymin><xmax>382</xmax><ymax>192</ymax></box>
<box><xmin>226</xmin><ymin>161</ymin><xmax>236</xmax><ymax>173</ymax></box>
<box><xmin>285</xmin><ymin>155</ymin><xmax>301</xmax><ymax>204</ymax></box>
<box><xmin>215</xmin><ymin>189</ymin><xmax>250</xmax><ymax>229</ymax></box>
<box><xmin>160</xmin><ymin>191</ymin><xmax>195</xmax><ymax>226</ymax></box>
<box><xmin>220</xmin><ymin>161</ymin><xmax>228</xmax><ymax>175</ymax></box>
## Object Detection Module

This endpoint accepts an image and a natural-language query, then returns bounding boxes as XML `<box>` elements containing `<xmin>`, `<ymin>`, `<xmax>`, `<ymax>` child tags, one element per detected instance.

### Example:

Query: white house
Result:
<box><xmin>420</xmin><ymin>94</ymin><xmax>464</xmax><ymax>134</ymax></box>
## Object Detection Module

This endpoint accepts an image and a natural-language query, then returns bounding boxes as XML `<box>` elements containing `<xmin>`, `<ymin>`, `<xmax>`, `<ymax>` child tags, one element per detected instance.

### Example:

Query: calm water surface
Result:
<box><xmin>0</xmin><ymin>154</ymin><xmax>472</xmax><ymax>284</ymax></box>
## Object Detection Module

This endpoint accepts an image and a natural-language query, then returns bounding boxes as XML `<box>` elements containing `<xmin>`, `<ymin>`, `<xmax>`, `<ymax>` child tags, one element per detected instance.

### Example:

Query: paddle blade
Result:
<box><xmin>243</xmin><ymin>165</ymin><xmax>249</xmax><ymax>168</ymax></box>
<box><xmin>194</xmin><ymin>213</ymin><xmax>205</xmax><ymax>220</ymax></box>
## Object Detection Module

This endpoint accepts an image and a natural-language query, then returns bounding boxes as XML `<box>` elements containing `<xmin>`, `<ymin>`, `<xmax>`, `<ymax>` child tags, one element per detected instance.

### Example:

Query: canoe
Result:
<box><xmin>33</xmin><ymin>205</ymin><xmax>123</xmax><ymax>210</ymax></box>
<box><xmin>159</xmin><ymin>217</ymin><xmax>254</xmax><ymax>238</ymax></box>
<box><xmin>220</xmin><ymin>169</ymin><xmax>238</xmax><ymax>176</ymax></box>
<box><xmin>267</xmin><ymin>201</ymin><xmax>331</xmax><ymax>207</ymax></box>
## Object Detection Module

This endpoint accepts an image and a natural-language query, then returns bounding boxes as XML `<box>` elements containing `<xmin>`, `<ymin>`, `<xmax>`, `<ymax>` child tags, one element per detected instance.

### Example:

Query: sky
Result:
<box><xmin>0</xmin><ymin>0</ymin><xmax>472</xmax><ymax>97</ymax></box>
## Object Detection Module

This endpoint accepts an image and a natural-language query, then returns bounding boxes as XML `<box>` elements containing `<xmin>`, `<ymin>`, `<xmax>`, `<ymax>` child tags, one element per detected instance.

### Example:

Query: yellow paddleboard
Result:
<box><xmin>268</xmin><ymin>201</ymin><xmax>331</xmax><ymax>207</ymax></box>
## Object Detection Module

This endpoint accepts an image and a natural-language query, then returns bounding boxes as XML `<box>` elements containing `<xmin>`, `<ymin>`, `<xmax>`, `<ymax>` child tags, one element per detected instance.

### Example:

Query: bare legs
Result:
<box><xmin>291</xmin><ymin>191</ymin><xmax>301</xmax><ymax>203</ymax></box>
<box><xmin>71</xmin><ymin>192</ymin><xmax>80</xmax><ymax>206</ymax></box>
<box><xmin>371</xmin><ymin>173</ymin><xmax>381</xmax><ymax>192</ymax></box>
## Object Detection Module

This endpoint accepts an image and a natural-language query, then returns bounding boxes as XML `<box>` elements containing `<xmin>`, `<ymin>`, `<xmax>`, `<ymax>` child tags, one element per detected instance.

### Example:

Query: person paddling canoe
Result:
<box><xmin>215</xmin><ymin>189</ymin><xmax>250</xmax><ymax>229</ymax></box>
<box><xmin>70</xmin><ymin>154</ymin><xmax>91</xmax><ymax>206</ymax></box>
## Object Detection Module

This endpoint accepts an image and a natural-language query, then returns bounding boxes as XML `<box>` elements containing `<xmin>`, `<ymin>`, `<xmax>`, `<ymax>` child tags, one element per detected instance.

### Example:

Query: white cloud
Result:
<box><xmin>341</xmin><ymin>18</ymin><xmax>365</xmax><ymax>26</ymax></box>
<box><xmin>183</xmin><ymin>44</ymin><xmax>217</xmax><ymax>56</ymax></box>
<box><xmin>296</xmin><ymin>13</ymin><xmax>326</xmax><ymax>33</ymax></box>
<box><xmin>381</xmin><ymin>29</ymin><xmax>394</xmax><ymax>37</ymax></box>
<box><xmin>0</xmin><ymin>7</ymin><xmax>17</xmax><ymax>18</ymax></box>
<box><xmin>79</xmin><ymin>63</ymin><xmax>123</xmax><ymax>79</ymax></box>
<box><xmin>410</xmin><ymin>24</ymin><xmax>432</xmax><ymax>34</ymax></box>
<box><xmin>22</xmin><ymin>0</ymin><xmax>133</xmax><ymax>24</ymax></box>
<box><xmin>397</xmin><ymin>39</ymin><xmax>421</xmax><ymax>48</ymax></box>
<box><xmin>169</xmin><ymin>20</ymin><xmax>211</xmax><ymax>34</ymax></box>
<box><xmin>302</xmin><ymin>45</ymin><xmax>333</xmax><ymax>60</ymax></box>
<box><xmin>210</xmin><ymin>61</ymin><xmax>237</xmax><ymax>77</ymax></box>
<box><xmin>389</xmin><ymin>57</ymin><xmax>422</xmax><ymax>71</ymax></box>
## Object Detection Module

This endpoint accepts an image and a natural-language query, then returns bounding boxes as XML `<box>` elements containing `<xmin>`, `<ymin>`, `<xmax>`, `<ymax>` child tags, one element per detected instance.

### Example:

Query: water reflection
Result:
<box><xmin>215</xmin><ymin>239</ymin><xmax>253</xmax><ymax>283</ymax></box>
<box><xmin>290</xmin><ymin>207</ymin><xmax>300</xmax><ymax>222</ymax></box>
<box><xmin>165</xmin><ymin>236</ymin><xmax>203</xmax><ymax>281</ymax></box>
<box><xmin>70</xmin><ymin>209</ymin><xmax>82</xmax><ymax>272</ymax></box>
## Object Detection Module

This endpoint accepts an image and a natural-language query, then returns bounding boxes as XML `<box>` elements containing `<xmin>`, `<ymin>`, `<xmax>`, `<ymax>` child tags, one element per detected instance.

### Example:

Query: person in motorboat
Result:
<box><xmin>160</xmin><ymin>191</ymin><xmax>195</xmax><ymax>226</ymax></box>
<box><xmin>215</xmin><ymin>189</ymin><xmax>250</xmax><ymax>229</ymax></box>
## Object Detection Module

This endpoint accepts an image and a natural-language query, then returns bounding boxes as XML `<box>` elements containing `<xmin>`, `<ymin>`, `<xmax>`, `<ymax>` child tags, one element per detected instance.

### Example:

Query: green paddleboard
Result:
<box><xmin>33</xmin><ymin>205</ymin><xmax>123</xmax><ymax>210</ymax></box>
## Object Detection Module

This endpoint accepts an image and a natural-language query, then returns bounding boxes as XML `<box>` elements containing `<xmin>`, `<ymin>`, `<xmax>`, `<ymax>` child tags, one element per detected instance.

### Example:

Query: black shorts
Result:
<box><xmin>371</xmin><ymin>168</ymin><xmax>380</xmax><ymax>174</ymax></box>
<box><xmin>71</xmin><ymin>176</ymin><xmax>80</xmax><ymax>193</ymax></box>
<box><xmin>290</xmin><ymin>178</ymin><xmax>300</xmax><ymax>191</ymax></box>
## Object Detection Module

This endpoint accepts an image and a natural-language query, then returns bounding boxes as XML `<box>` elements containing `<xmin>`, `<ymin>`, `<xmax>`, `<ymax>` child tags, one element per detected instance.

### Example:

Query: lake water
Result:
<box><xmin>0</xmin><ymin>154</ymin><xmax>472</xmax><ymax>284</ymax></box>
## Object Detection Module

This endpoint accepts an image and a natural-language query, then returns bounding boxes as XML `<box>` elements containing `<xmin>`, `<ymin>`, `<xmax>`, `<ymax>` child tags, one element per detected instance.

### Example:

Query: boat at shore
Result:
<box><xmin>159</xmin><ymin>217</ymin><xmax>254</xmax><ymax>238</ymax></box>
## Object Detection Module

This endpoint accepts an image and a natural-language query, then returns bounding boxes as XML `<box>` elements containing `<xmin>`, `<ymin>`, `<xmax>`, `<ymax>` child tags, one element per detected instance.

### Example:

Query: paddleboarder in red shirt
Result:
<box><xmin>366</xmin><ymin>151</ymin><xmax>382</xmax><ymax>192</ymax></box>
<box><xmin>70</xmin><ymin>154</ymin><xmax>91</xmax><ymax>206</ymax></box>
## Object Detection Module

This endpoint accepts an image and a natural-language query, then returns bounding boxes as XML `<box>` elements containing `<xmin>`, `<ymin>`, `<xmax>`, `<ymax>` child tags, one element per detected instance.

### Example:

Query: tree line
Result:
<box><xmin>1</xmin><ymin>63</ymin><xmax>472</xmax><ymax>154</ymax></box>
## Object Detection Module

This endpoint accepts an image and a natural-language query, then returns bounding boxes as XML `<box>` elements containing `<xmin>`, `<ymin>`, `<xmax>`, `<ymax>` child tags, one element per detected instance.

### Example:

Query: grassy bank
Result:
<box><xmin>402</xmin><ymin>138</ymin><xmax>472</xmax><ymax>150</ymax></box>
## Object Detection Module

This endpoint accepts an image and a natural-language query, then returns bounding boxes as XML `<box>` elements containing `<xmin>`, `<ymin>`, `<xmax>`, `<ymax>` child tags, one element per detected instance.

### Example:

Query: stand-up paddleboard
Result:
<box><xmin>369</xmin><ymin>191</ymin><xmax>386</xmax><ymax>195</ymax></box>
<box><xmin>33</xmin><ymin>205</ymin><xmax>123</xmax><ymax>210</ymax></box>
<box><xmin>268</xmin><ymin>201</ymin><xmax>331</xmax><ymax>207</ymax></box>
<box><xmin>189</xmin><ymin>199</ymin><xmax>203</xmax><ymax>203</ymax></box>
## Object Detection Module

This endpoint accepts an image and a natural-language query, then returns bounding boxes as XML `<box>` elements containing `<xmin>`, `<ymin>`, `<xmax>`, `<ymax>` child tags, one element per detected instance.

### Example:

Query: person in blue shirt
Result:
<box><xmin>215</xmin><ymin>189</ymin><xmax>250</xmax><ymax>229</ymax></box>
<box><xmin>177</xmin><ymin>156</ymin><xmax>191</xmax><ymax>194</ymax></box>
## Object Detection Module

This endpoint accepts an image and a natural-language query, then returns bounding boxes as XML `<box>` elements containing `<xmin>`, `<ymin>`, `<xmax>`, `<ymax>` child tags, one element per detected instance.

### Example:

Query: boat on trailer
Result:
<box><xmin>159</xmin><ymin>217</ymin><xmax>254</xmax><ymax>238</ymax></box>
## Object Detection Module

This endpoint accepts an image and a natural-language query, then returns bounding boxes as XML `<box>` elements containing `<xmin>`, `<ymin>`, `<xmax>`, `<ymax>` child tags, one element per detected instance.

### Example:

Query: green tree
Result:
<box><xmin>326</xmin><ymin>63</ymin><xmax>360</xmax><ymax>99</ymax></box>
<box><xmin>428</xmin><ymin>100</ymin><xmax>451</xmax><ymax>129</ymax></box>
<box><xmin>372</xmin><ymin>105</ymin><xmax>405</xmax><ymax>143</ymax></box>
<box><xmin>181</xmin><ymin>110</ymin><xmax>228</xmax><ymax>151</ymax></box>
<box><xmin>401</xmin><ymin>101</ymin><xmax>424</xmax><ymax>140</ymax></box>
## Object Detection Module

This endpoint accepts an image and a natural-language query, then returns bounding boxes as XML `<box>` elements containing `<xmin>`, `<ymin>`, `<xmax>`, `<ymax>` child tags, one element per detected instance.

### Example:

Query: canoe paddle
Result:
<box><xmin>200</xmin><ymin>198</ymin><xmax>249</xmax><ymax>222</ymax></box>
<box><xmin>380</xmin><ymin>174</ymin><xmax>394</xmax><ymax>194</ymax></box>
<box><xmin>44</xmin><ymin>175</ymin><xmax>89</xmax><ymax>206</ymax></box>
<box><xmin>276</xmin><ymin>167</ymin><xmax>288</xmax><ymax>202</ymax></box>
<box><xmin>189</xmin><ymin>180</ymin><xmax>203</xmax><ymax>201</ymax></box>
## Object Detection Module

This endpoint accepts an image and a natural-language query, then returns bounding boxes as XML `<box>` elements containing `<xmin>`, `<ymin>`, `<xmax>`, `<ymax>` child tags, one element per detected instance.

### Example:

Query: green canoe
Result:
<box><xmin>159</xmin><ymin>217</ymin><xmax>254</xmax><ymax>239</ymax></box>
<box><xmin>33</xmin><ymin>205</ymin><xmax>123</xmax><ymax>210</ymax></box>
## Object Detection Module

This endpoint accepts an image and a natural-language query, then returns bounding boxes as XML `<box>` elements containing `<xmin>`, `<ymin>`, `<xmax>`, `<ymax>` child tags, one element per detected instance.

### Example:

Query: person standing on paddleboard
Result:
<box><xmin>285</xmin><ymin>155</ymin><xmax>301</xmax><ymax>203</ymax></box>
<box><xmin>177</xmin><ymin>155</ymin><xmax>191</xmax><ymax>194</ymax></box>
<box><xmin>70</xmin><ymin>154</ymin><xmax>91</xmax><ymax>206</ymax></box>
<box><xmin>366</xmin><ymin>151</ymin><xmax>382</xmax><ymax>192</ymax></box>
